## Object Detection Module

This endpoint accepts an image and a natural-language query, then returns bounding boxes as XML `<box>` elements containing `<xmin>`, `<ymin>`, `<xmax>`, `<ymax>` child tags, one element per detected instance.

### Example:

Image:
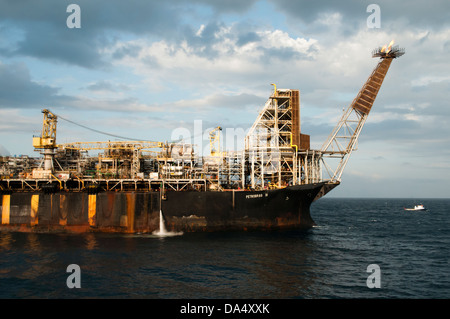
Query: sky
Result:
<box><xmin>0</xmin><ymin>0</ymin><xmax>449</xmax><ymax>198</ymax></box>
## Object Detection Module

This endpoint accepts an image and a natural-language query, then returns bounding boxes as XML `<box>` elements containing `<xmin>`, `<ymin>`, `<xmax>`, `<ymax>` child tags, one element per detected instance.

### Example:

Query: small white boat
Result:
<box><xmin>404</xmin><ymin>204</ymin><xmax>427</xmax><ymax>211</ymax></box>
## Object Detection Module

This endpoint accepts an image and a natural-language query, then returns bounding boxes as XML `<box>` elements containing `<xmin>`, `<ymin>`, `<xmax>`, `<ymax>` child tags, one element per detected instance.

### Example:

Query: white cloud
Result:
<box><xmin>257</xmin><ymin>29</ymin><xmax>317</xmax><ymax>52</ymax></box>
<box><xmin>112</xmin><ymin>27</ymin><xmax>318</xmax><ymax>94</ymax></box>
<box><xmin>196</xmin><ymin>24</ymin><xmax>206</xmax><ymax>37</ymax></box>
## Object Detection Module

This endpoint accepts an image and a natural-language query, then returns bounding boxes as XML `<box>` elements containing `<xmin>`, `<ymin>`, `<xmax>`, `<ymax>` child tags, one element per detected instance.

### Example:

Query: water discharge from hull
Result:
<box><xmin>152</xmin><ymin>210</ymin><xmax>183</xmax><ymax>237</ymax></box>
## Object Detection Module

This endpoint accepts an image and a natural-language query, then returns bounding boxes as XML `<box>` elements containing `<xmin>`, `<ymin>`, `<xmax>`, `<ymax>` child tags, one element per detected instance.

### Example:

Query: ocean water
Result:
<box><xmin>0</xmin><ymin>198</ymin><xmax>449</xmax><ymax>299</ymax></box>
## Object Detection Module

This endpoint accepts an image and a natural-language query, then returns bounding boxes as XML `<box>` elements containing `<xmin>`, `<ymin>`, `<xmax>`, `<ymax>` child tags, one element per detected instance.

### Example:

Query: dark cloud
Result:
<box><xmin>0</xmin><ymin>0</ymin><xmax>180</xmax><ymax>68</ymax></box>
<box><xmin>192</xmin><ymin>0</ymin><xmax>259</xmax><ymax>13</ymax></box>
<box><xmin>269</xmin><ymin>0</ymin><xmax>365</xmax><ymax>24</ymax></box>
<box><xmin>269</xmin><ymin>0</ymin><xmax>450</xmax><ymax>32</ymax></box>
<box><xmin>180</xmin><ymin>21</ymin><xmax>267</xmax><ymax>59</ymax></box>
<box><xmin>236</xmin><ymin>31</ymin><xmax>261</xmax><ymax>46</ymax></box>
<box><xmin>0</xmin><ymin>0</ymin><xmax>179</xmax><ymax>33</ymax></box>
<box><xmin>0</xmin><ymin>62</ymin><xmax>60</xmax><ymax>108</ymax></box>
<box><xmin>15</xmin><ymin>22</ymin><xmax>110</xmax><ymax>69</ymax></box>
<box><xmin>0</xmin><ymin>62</ymin><xmax>99</xmax><ymax>110</ymax></box>
<box><xmin>111</xmin><ymin>43</ymin><xmax>142</xmax><ymax>60</ymax></box>
<box><xmin>0</xmin><ymin>0</ymin><xmax>260</xmax><ymax>68</ymax></box>
<box><xmin>180</xmin><ymin>21</ymin><xmax>227</xmax><ymax>59</ymax></box>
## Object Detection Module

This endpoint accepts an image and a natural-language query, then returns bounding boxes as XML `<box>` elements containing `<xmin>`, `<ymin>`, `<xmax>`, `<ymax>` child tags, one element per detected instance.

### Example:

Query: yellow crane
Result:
<box><xmin>209</xmin><ymin>126</ymin><xmax>222</xmax><ymax>157</ymax></box>
<box><xmin>33</xmin><ymin>109</ymin><xmax>57</xmax><ymax>150</ymax></box>
<box><xmin>32</xmin><ymin>109</ymin><xmax>58</xmax><ymax>171</ymax></box>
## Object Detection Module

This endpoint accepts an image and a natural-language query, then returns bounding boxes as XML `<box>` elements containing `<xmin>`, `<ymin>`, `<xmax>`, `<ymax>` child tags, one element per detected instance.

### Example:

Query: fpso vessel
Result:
<box><xmin>0</xmin><ymin>45</ymin><xmax>404</xmax><ymax>233</ymax></box>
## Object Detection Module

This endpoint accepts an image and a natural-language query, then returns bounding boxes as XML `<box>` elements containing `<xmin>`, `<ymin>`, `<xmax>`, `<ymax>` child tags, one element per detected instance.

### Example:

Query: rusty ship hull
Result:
<box><xmin>0</xmin><ymin>182</ymin><xmax>335</xmax><ymax>233</ymax></box>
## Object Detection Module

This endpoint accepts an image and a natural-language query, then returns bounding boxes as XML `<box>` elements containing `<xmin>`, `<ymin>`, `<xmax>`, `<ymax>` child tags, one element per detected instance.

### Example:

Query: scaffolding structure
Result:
<box><xmin>244</xmin><ymin>88</ymin><xmax>315</xmax><ymax>189</ymax></box>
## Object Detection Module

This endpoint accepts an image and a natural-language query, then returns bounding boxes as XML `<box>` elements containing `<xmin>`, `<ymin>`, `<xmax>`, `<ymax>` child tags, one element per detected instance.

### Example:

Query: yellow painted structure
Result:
<box><xmin>88</xmin><ymin>194</ymin><xmax>96</xmax><ymax>226</ymax></box>
<box><xmin>30</xmin><ymin>194</ymin><xmax>39</xmax><ymax>226</ymax></box>
<box><xmin>2</xmin><ymin>195</ymin><xmax>10</xmax><ymax>225</ymax></box>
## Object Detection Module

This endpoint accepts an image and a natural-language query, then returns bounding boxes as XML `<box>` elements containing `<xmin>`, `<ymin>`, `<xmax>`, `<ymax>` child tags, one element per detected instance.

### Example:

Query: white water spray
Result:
<box><xmin>152</xmin><ymin>210</ymin><xmax>183</xmax><ymax>237</ymax></box>
<box><xmin>159</xmin><ymin>210</ymin><xmax>167</xmax><ymax>234</ymax></box>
